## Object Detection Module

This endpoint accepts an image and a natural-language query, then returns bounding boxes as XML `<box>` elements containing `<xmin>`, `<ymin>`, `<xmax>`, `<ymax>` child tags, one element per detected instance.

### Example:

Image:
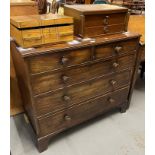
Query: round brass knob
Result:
<box><xmin>110</xmin><ymin>80</ymin><xmax>117</xmax><ymax>86</ymax></box>
<box><xmin>115</xmin><ymin>46</ymin><xmax>122</xmax><ymax>53</ymax></box>
<box><xmin>62</xmin><ymin>75</ymin><xmax>69</xmax><ymax>82</ymax></box>
<box><xmin>104</xmin><ymin>26</ymin><xmax>109</xmax><ymax>33</ymax></box>
<box><xmin>108</xmin><ymin>98</ymin><xmax>115</xmax><ymax>103</ymax></box>
<box><xmin>61</xmin><ymin>57</ymin><xmax>69</xmax><ymax>65</ymax></box>
<box><xmin>113</xmin><ymin>62</ymin><xmax>119</xmax><ymax>68</ymax></box>
<box><xmin>64</xmin><ymin>115</ymin><xmax>71</xmax><ymax>121</ymax></box>
<box><xmin>63</xmin><ymin>95</ymin><xmax>71</xmax><ymax>101</ymax></box>
<box><xmin>103</xmin><ymin>18</ymin><xmax>108</xmax><ymax>25</ymax></box>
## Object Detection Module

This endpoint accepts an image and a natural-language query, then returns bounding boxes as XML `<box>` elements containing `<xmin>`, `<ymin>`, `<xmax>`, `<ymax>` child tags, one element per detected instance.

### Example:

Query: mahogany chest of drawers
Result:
<box><xmin>64</xmin><ymin>4</ymin><xmax>129</xmax><ymax>38</ymax></box>
<box><xmin>11</xmin><ymin>32</ymin><xmax>141</xmax><ymax>152</ymax></box>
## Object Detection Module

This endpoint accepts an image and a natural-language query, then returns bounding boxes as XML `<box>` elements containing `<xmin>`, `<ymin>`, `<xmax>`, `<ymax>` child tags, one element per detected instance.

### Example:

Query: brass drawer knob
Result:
<box><xmin>61</xmin><ymin>57</ymin><xmax>69</xmax><ymax>65</ymax></box>
<box><xmin>62</xmin><ymin>75</ymin><xmax>69</xmax><ymax>82</ymax></box>
<box><xmin>104</xmin><ymin>26</ymin><xmax>109</xmax><ymax>33</ymax></box>
<box><xmin>113</xmin><ymin>62</ymin><xmax>119</xmax><ymax>68</ymax></box>
<box><xmin>64</xmin><ymin>115</ymin><xmax>71</xmax><ymax>121</ymax></box>
<box><xmin>103</xmin><ymin>16</ymin><xmax>109</xmax><ymax>25</ymax></box>
<box><xmin>108</xmin><ymin>98</ymin><xmax>115</xmax><ymax>103</ymax></box>
<box><xmin>110</xmin><ymin>80</ymin><xmax>117</xmax><ymax>86</ymax></box>
<box><xmin>63</xmin><ymin>95</ymin><xmax>71</xmax><ymax>101</ymax></box>
<box><xmin>115</xmin><ymin>46</ymin><xmax>122</xmax><ymax>53</ymax></box>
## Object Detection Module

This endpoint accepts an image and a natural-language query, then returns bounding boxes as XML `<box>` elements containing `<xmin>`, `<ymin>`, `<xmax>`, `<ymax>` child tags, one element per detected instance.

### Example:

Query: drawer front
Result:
<box><xmin>66</xmin><ymin>87</ymin><xmax>129</xmax><ymax>128</ymax></box>
<box><xmin>65</xmin><ymin>70</ymin><xmax>131</xmax><ymax>105</ymax></box>
<box><xmin>38</xmin><ymin>111</ymin><xmax>66</xmax><ymax>137</ymax></box>
<box><xmin>34</xmin><ymin>70</ymin><xmax>131</xmax><ymax>116</ymax></box>
<box><xmin>22</xmin><ymin>29</ymin><xmax>42</xmax><ymax>47</ymax></box>
<box><xmin>85</xmin><ymin>24</ymin><xmax>124</xmax><ymax>37</ymax></box>
<box><xmin>31</xmin><ymin>54</ymin><xmax>135</xmax><ymax>95</ymax></box>
<box><xmin>85</xmin><ymin>13</ymin><xmax>126</xmax><ymax>27</ymax></box>
<box><xmin>26</xmin><ymin>47</ymin><xmax>91</xmax><ymax>74</ymax></box>
<box><xmin>58</xmin><ymin>25</ymin><xmax>73</xmax><ymax>42</ymax></box>
<box><xmin>95</xmin><ymin>38</ymin><xmax>138</xmax><ymax>59</ymax></box>
<box><xmin>37</xmin><ymin>87</ymin><xmax>129</xmax><ymax>136</ymax></box>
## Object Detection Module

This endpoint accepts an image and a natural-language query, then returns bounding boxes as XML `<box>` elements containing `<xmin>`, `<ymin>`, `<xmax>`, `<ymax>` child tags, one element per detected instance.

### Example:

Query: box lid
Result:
<box><xmin>64</xmin><ymin>4</ymin><xmax>128</xmax><ymax>14</ymax></box>
<box><xmin>10</xmin><ymin>13</ymin><xmax>73</xmax><ymax>29</ymax></box>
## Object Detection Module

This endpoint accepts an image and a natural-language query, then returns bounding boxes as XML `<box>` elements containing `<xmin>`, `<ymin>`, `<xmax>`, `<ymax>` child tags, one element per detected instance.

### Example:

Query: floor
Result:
<box><xmin>10</xmin><ymin>76</ymin><xmax>145</xmax><ymax>155</ymax></box>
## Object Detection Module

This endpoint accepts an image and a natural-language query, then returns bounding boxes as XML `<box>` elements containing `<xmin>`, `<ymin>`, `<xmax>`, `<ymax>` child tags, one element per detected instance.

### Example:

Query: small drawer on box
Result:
<box><xmin>42</xmin><ymin>27</ymin><xmax>57</xmax><ymax>34</ymax></box>
<box><xmin>85</xmin><ymin>24</ymin><xmax>124</xmax><ymax>37</ymax></box>
<box><xmin>85</xmin><ymin>13</ymin><xmax>127</xmax><ymax>27</ymax></box>
<box><xmin>22</xmin><ymin>29</ymin><xmax>42</xmax><ymax>47</ymax></box>
<box><xmin>58</xmin><ymin>25</ymin><xmax>73</xmax><ymax>42</ymax></box>
<box><xmin>95</xmin><ymin>38</ymin><xmax>138</xmax><ymax>59</ymax></box>
<box><xmin>26</xmin><ymin>47</ymin><xmax>91</xmax><ymax>74</ymax></box>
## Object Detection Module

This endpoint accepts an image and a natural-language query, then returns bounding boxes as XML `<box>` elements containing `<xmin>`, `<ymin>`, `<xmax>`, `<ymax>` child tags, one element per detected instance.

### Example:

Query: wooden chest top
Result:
<box><xmin>10</xmin><ymin>13</ymin><xmax>73</xmax><ymax>28</ymax></box>
<box><xmin>64</xmin><ymin>4</ymin><xmax>128</xmax><ymax>14</ymax></box>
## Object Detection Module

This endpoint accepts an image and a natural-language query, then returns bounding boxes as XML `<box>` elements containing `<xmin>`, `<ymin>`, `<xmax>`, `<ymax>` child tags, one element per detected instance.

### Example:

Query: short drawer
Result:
<box><xmin>37</xmin><ymin>87</ymin><xmax>129</xmax><ymax>137</ymax></box>
<box><xmin>85</xmin><ymin>24</ymin><xmax>124</xmax><ymax>37</ymax></box>
<box><xmin>85</xmin><ymin>13</ymin><xmax>126</xmax><ymax>27</ymax></box>
<box><xmin>34</xmin><ymin>70</ymin><xmax>131</xmax><ymax>116</ymax></box>
<box><xmin>31</xmin><ymin>54</ymin><xmax>135</xmax><ymax>95</ymax></box>
<box><xmin>26</xmin><ymin>47</ymin><xmax>91</xmax><ymax>74</ymax></box>
<box><xmin>95</xmin><ymin>38</ymin><xmax>138</xmax><ymax>59</ymax></box>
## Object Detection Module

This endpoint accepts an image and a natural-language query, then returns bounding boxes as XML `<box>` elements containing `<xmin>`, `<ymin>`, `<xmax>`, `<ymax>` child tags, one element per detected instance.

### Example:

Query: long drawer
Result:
<box><xmin>31</xmin><ymin>54</ymin><xmax>136</xmax><ymax>95</ymax></box>
<box><xmin>37</xmin><ymin>87</ymin><xmax>129</xmax><ymax>136</ymax></box>
<box><xmin>34</xmin><ymin>70</ymin><xmax>131</xmax><ymax>116</ymax></box>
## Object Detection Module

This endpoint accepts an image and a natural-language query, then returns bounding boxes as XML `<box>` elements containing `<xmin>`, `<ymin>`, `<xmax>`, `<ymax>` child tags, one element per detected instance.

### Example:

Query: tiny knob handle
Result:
<box><xmin>64</xmin><ymin>115</ymin><xmax>71</xmax><ymax>121</ymax></box>
<box><xmin>110</xmin><ymin>80</ymin><xmax>117</xmax><ymax>86</ymax></box>
<box><xmin>104</xmin><ymin>26</ymin><xmax>109</xmax><ymax>33</ymax></box>
<box><xmin>63</xmin><ymin>95</ymin><xmax>71</xmax><ymax>101</ymax></box>
<box><xmin>62</xmin><ymin>75</ymin><xmax>69</xmax><ymax>82</ymax></box>
<box><xmin>113</xmin><ymin>62</ymin><xmax>119</xmax><ymax>68</ymax></box>
<box><xmin>115</xmin><ymin>46</ymin><xmax>122</xmax><ymax>53</ymax></box>
<box><xmin>108</xmin><ymin>98</ymin><xmax>115</xmax><ymax>103</ymax></box>
<box><xmin>61</xmin><ymin>57</ymin><xmax>69</xmax><ymax>65</ymax></box>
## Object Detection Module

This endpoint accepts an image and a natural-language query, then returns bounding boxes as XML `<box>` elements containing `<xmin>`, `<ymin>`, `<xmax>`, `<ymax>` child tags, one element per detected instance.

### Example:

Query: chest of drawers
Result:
<box><xmin>64</xmin><ymin>4</ymin><xmax>129</xmax><ymax>38</ymax></box>
<box><xmin>11</xmin><ymin>32</ymin><xmax>141</xmax><ymax>152</ymax></box>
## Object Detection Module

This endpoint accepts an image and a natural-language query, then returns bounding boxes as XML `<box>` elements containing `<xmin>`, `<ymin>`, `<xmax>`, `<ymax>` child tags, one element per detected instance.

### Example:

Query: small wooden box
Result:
<box><xmin>64</xmin><ymin>4</ymin><xmax>129</xmax><ymax>38</ymax></box>
<box><xmin>10</xmin><ymin>14</ymin><xmax>74</xmax><ymax>48</ymax></box>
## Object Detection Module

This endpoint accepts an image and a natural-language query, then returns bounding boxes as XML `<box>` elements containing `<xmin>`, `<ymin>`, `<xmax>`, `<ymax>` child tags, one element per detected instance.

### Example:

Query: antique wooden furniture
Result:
<box><xmin>10</xmin><ymin>0</ymin><xmax>39</xmax><ymax>16</ymax></box>
<box><xmin>10</xmin><ymin>14</ymin><xmax>73</xmax><ymax>48</ymax></box>
<box><xmin>11</xmin><ymin>32</ymin><xmax>141</xmax><ymax>152</ymax></box>
<box><xmin>128</xmin><ymin>15</ymin><xmax>145</xmax><ymax>77</ymax></box>
<box><xmin>64</xmin><ymin>4</ymin><xmax>129</xmax><ymax>37</ymax></box>
<box><xmin>10</xmin><ymin>0</ymin><xmax>40</xmax><ymax>115</ymax></box>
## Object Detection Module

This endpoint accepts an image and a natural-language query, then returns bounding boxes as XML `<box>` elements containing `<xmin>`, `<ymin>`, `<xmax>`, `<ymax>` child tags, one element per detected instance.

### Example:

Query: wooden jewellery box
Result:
<box><xmin>10</xmin><ymin>13</ymin><xmax>74</xmax><ymax>48</ymax></box>
<box><xmin>64</xmin><ymin>4</ymin><xmax>129</xmax><ymax>38</ymax></box>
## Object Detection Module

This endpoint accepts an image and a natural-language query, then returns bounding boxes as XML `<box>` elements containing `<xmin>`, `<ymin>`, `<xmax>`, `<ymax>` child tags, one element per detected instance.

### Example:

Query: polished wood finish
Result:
<box><xmin>10</xmin><ymin>0</ymin><xmax>38</xmax><ymax>16</ymax></box>
<box><xmin>11</xmin><ymin>32</ymin><xmax>141</xmax><ymax>152</ymax></box>
<box><xmin>64</xmin><ymin>4</ymin><xmax>129</xmax><ymax>37</ymax></box>
<box><xmin>10</xmin><ymin>0</ymin><xmax>40</xmax><ymax>115</ymax></box>
<box><xmin>10</xmin><ymin>14</ymin><xmax>73</xmax><ymax>48</ymax></box>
